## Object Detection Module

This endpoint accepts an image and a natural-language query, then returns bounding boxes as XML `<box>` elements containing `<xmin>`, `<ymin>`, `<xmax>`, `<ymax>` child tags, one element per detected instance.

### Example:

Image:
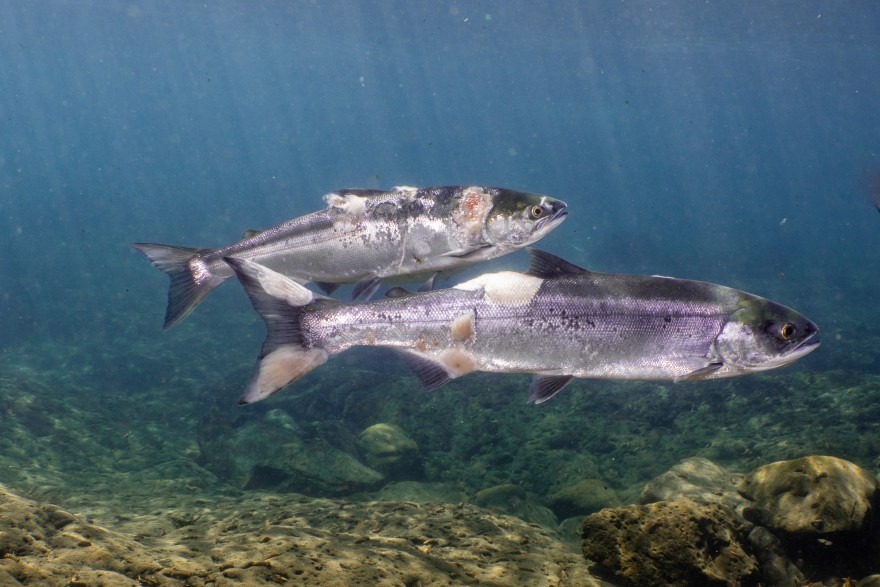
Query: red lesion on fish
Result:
<box><xmin>454</xmin><ymin>188</ymin><xmax>491</xmax><ymax>238</ymax></box>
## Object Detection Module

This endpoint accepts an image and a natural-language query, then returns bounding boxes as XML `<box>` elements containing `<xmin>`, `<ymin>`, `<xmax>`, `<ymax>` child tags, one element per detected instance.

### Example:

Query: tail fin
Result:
<box><xmin>131</xmin><ymin>243</ymin><xmax>225</xmax><ymax>329</ymax></box>
<box><xmin>224</xmin><ymin>257</ymin><xmax>330</xmax><ymax>404</ymax></box>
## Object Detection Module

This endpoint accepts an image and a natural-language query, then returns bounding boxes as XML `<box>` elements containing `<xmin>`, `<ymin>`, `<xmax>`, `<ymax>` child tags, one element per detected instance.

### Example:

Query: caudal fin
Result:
<box><xmin>224</xmin><ymin>257</ymin><xmax>330</xmax><ymax>404</ymax></box>
<box><xmin>131</xmin><ymin>243</ymin><xmax>224</xmax><ymax>329</ymax></box>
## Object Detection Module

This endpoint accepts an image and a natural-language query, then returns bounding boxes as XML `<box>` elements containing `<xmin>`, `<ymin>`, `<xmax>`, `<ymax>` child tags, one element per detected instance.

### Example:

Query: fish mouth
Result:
<box><xmin>762</xmin><ymin>332</ymin><xmax>821</xmax><ymax>371</ymax></box>
<box><xmin>790</xmin><ymin>336</ymin><xmax>821</xmax><ymax>358</ymax></box>
<box><xmin>535</xmin><ymin>205</ymin><xmax>568</xmax><ymax>234</ymax></box>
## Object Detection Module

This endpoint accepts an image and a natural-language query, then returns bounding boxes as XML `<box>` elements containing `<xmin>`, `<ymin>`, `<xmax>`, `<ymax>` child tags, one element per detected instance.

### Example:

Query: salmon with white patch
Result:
<box><xmin>133</xmin><ymin>186</ymin><xmax>567</xmax><ymax>329</ymax></box>
<box><xmin>224</xmin><ymin>250</ymin><xmax>820</xmax><ymax>405</ymax></box>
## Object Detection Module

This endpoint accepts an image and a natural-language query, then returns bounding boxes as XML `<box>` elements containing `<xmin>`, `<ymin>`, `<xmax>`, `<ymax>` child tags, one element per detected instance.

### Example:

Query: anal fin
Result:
<box><xmin>528</xmin><ymin>375</ymin><xmax>574</xmax><ymax>404</ymax></box>
<box><xmin>396</xmin><ymin>351</ymin><xmax>454</xmax><ymax>391</ymax></box>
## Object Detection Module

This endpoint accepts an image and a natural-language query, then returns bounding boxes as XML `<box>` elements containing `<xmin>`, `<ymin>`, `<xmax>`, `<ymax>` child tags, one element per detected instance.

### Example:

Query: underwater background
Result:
<box><xmin>1</xmin><ymin>1</ymin><xmax>880</xmax><ymax>585</ymax></box>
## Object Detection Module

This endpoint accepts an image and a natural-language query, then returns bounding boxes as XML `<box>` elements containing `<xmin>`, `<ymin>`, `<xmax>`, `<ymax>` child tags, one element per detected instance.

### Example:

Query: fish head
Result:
<box><xmin>714</xmin><ymin>297</ymin><xmax>820</xmax><ymax>375</ymax></box>
<box><xmin>483</xmin><ymin>190</ymin><xmax>568</xmax><ymax>247</ymax></box>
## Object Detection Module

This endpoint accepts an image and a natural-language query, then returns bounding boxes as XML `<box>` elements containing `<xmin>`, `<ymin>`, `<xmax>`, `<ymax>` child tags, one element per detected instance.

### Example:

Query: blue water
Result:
<box><xmin>1</xmin><ymin>0</ymin><xmax>879</xmax><ymax>504</ymax></box>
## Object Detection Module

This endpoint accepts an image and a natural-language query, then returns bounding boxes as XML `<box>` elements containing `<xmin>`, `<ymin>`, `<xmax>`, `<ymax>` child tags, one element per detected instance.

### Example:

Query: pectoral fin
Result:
<box><xmin>528</xmin><ymin>375</ymin><xmax>574</xmax><ymax>404</ymax></box>
<box><xmin>441</xmin><ymin>244</ymin><xmax>491</xmax><ymax>259</ymax></box>
<box><xmin>674</xmin><ymin>362</ymin><xmax>723</xmax><ymax>382</ymax></box>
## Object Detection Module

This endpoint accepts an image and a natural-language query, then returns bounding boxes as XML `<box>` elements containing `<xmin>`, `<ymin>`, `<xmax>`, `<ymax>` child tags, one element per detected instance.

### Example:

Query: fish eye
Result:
<box><xmin>779</xmin><ymin>322</ymin><xmax>796</xmax><ymax>340</ymax></box>
<box><xmin>529</xmin><ymin>205</ymin><xmax>545</xmax><ymax>219</ymax></box>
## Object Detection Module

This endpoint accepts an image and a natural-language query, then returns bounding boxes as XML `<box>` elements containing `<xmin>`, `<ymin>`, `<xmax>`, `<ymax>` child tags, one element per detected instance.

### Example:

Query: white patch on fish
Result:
<box><xmin>324</xmin><ymin>193</ymin><xmax>367</xmax><ymax>219</ymax></box>
<box><xmin>393</xmin><ymin>185</ymin><xmax>419</xmax><ymax>199</ymax></box>
<box><xmin>437</xmin><ymin>348</ymin><xmax>478</xmax><ymax>376</ymax></box>
<box><xmin>450</xmin><ymin>309</ymin><xmax>475</xmax><ymax>342</ymax></box>
<box><xmin>454</xmin><ymin>271</ymin><xmax>544</xmax><ymax>307</ymax></box>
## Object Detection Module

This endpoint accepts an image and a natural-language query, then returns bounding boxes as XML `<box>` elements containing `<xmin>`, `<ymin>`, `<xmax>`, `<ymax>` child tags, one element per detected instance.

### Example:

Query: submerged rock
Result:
<box><xmin>472</xmin><ymin>483</ymin><xmax>559</xmax><ymax>530</ymax></box>
<box><xmin>374</xmin><ymin>481</ymin><xmax>468</xmax><ymax>503</ymax></box>
<box><xmin>259</xmin><ymin>437</ymin><xmax>385</xmax><ymax>496</ymax></box>
<box><xmin>581</xmin><ymin>498</ymin><xmax>759</xmax><ymax>586</ymax></box>
<box><xmin>198</xmin><ymin>408</ymin><xmax>385</xmax><ymax>496</ymax></box>
<box><xmin>357</xmin><ymin>422</ymin><xmax>423</xmax><ymax>480</ymax></box>
<box><xmin>547</xmin><ymin>478</ymin><xmax>621</xmax><ymax>519</ymax></box>
<box><xmin>641</xmin><ymin>456</ymin><xmax>746</xmax><ymax>512</ymax></box>
<box><xmin>737</xmin><ymin>455</ymin><xmax>879</xmax><ymax>535</ymax></box>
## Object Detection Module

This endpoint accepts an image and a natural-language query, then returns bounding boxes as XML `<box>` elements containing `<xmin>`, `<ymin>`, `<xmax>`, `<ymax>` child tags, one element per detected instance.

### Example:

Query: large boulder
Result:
<box><xmin>547</xmin><ymin>478</ymin><xmax>620</xmax><ymax>519</ymax></box>
<box><xmin>357</xmin><ymin>423</ymin><xmax>423</xmax><ymax>480</ymax></box>
<box><xmin>737</xmin><ymin>455</ymin><xmax>879</xmax><ymax>535</ymax></box>
<box><xmin>581</xmin><ymin>498</ymin><xmax>759</xmax><ymax>586</ymax></box>
<box><xmin>199</xmin><ymin>408</ymin><xmax>384</xmax><ymax>496</ymax></box>
<box><xmin>472</xmin><ymin>483</ymin><xmax>559</xmax><ymax>530</ymax></box>
<box><xmin>641</xmin><ymin>457</ymin><xmax>746</xmax><ymax>513</ymax></box>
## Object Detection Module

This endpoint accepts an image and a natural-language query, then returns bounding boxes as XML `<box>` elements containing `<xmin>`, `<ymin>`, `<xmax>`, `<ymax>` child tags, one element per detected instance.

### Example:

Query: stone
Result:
<box><xmin>558</xmin><ymin>516</ymin><xmax>587</xmax><ymax>551</ymax></box>
<box><xmin>268</xmin><ymin>438</ymin><xmax>385</xmax><ymax>496</ymax></box>
<box><xmin>0</xmin><ymin>482</ymin><xmax>605</xmax><ymax>586</ymax></box>
<box><xmin>547</xmin><ymin>478</ymin><xmax>620</xmax><ymax>519</ymax></box>
<box><xmin>746</xmin><ymin>525</ymin><xmax>807</xmax><ymax>586</ymax></box>
<box><xmin>357</xmin><ymin>422</ymin><xmax>423</xmax><ymax>480</ymax></box>
<box><xmin>197</xmin><ymin>408</ymin><xmax>384</xmax><ymax>496</ymax></box>
<box><xmin>737</xmin><ymin>455</ymin><xmax>879</xmax><ymax>535</ymax></box>
<box><xmin>375</xmin><ymin>481</ymin><xmax>468</xmax><ymax>503</ymax></box>
<box><xmin>581</xmin><ymin>498</ymin><xmax>759</xmax><ymax>586</ymax></box>
<box><xmin>641</xmin><ymin>456</ymin><xmax>746</xmax><ymax>513</ymax></box>
<box><xmin>472</xmin><ymin>483</ymin><xmax>559</xmax><ymax>530</ymax></box>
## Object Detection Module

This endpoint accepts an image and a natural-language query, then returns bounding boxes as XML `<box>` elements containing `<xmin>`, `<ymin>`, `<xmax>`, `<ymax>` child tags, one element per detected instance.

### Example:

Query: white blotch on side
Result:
<box><xmin>454</xmin><ymin>271</ymin><xmax>543</xmax><ymax>307</ymax></box>
<box><xmin>393</xmin><ymin>185</ymin><xmax>419</xmax><ymax>200</ymax></box>
<box><xmin>450</xmin><ymin>309</ymin><xmax>475</xmax><ymax>341</ymax></box>
<box><xmin>438</xmin><ymin>348</ymin><xmax>477</xmax><ymax>376</ymax></box>
<box><xmin>324</xmin><ymin>192</ymin><xmax>367</xmax><ymax>219</ymax></box>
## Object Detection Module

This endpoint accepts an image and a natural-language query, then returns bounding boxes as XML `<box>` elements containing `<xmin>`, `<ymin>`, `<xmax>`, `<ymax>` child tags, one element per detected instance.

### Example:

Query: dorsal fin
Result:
<box><xmin>526</xmin><ymin>249</ymin><xmax>590</xmax><ymax>279</ymax></box>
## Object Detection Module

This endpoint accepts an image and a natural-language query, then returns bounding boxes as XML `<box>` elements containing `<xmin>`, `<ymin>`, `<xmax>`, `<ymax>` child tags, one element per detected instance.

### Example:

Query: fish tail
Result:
<box><xmin>131</xmin><ymin>242</ymin><xmax>224</xmax><ymax>329</ymax></box>
<box><xmin>224</xmin><ymin>257</ymin><xmax>330</xmax><ymax>404</ymax></box>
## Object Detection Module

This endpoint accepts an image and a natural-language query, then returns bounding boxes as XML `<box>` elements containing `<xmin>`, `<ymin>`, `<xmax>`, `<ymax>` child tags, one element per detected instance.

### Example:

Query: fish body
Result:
<box><xmin>227</xmin><ymin>250</ymin><xmax>820</xmax><ymax>405</ymax></box>
<box><xmin>132</xmin><ymin>186</ymin><xmax>567</xmax><ymax>328</ymax></box>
